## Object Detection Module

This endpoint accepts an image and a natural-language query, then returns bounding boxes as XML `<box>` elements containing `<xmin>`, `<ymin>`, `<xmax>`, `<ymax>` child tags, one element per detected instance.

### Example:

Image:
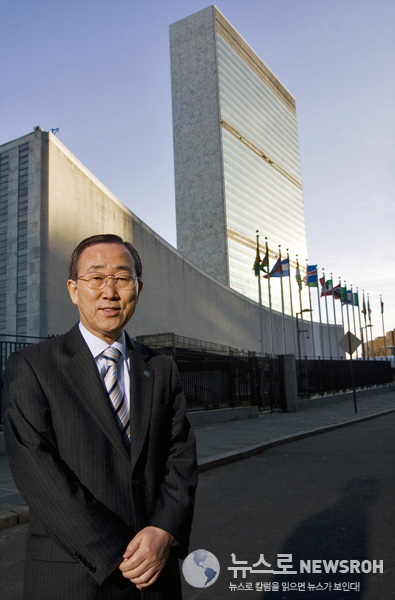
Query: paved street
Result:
<box><xmin>1</xmin><ymin>413</ymin><xmax>394</xmax><ymax>599</ymax></box>
<box><xmin>182</xmin><ymin>414</ymin><xmax>395</xmax><ymax>599</ymax></box>
<box><xmin>0</xmin><ymin>523</ymin><xmax>26</xmax><ymax>599</ymax></box>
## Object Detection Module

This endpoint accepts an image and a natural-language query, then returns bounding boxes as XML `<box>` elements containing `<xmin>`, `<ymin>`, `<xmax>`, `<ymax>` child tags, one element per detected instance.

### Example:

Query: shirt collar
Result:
<box><xmin>79</xmin><ymin>322</ymin><xmax>128</xmax><ymax>361</ymax></box>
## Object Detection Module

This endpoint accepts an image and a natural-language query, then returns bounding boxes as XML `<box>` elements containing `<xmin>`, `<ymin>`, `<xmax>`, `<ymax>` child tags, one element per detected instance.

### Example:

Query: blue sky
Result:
<box><xmin>1</xmin><ymin>0</ymin><xmax>394</xmax><ymax>343</ymax></box>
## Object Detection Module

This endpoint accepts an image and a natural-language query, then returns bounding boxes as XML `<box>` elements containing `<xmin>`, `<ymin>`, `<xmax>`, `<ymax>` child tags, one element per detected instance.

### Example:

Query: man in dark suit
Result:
<box><xmin>3</xmin><ymin>234</ymin><xmax>198</xmax><ymax>599</ymax></box>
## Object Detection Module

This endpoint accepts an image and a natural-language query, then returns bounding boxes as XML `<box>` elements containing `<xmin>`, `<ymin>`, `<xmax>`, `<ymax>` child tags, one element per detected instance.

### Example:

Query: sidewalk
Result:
<box><xmin>1</xmin><ymin>388</ymin><xmax>394</xmax><ymax>528</ymax></box>
<box><xmin>194</xmin><ymin>388</ymin><xmax>395</xmax><ymax>470</ymax></box>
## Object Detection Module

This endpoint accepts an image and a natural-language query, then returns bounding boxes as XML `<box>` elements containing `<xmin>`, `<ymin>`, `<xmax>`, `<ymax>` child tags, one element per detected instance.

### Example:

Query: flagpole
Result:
<box><xmin>306</xmin><ymin>260</ymin><xmax>316</xmax><ymax>359</ymax></box>
<box><xmin>381</xmin><ymin>296</ymin><xmax>387</xmax><ymax>357</ymax></box>
<box><xmin>331</xmin><ymin>273</ymin><xmax>340</xmax><ymax>358</ymax></box>
<box><xmin>254</xmin><ymin>231</ymin><xmax>265</xmax><ymax>355</ymax></box>
<box><xmin>287</xmin><ymin>250</ymin><xmax>297</xmax><ymax>356</ymax></box>
<box><xmin>343</xmin><ymin>279</ymin><xmax>358</xmax><ymax>414</ymax></box>
<box><xmin>266</xmin><ymin>238</ymin><xmax>274</xmax><ymax>355</ymax></box>
<box><xmin>368</xmin><ymin>294</ymin><xmax>374</xmax><ymax>357</ymax></box>
<box><xmin>362</xmin><ymin>291</ymin><xmax>368</xmax><ymax>358</ymax></box>
<box><xmin>278</xmin><ymin>246</ymin><xmax>286</xmax><ymax>354</ymax></box>
<box><xmin>350</xmin><ymin>284</ymin><xmax>358</xmax><ymax>358</ymax></box>
<box><xmin>322</xmin><ymin>269</ymin><xmax>332</xmax><ymax>359</ymax></box>
<box><xmin>316</xmin><ymin>271</ymin><xmax>324</xmax><ymax>358</ymax></box>
<box><xmin>356</xmin><ymin>288</ymin><xmax>365</xmax><ymax>360</ymax></box>
<box><xmin>296</xmin><ymin>256</ymin><xmax>303</xmax><ymax>315</ymax></box>
<box><xmin>344</xmin><ymin>280</ymin><xmax>352</xmax><ymax>336</ymax></box>
<box><xmin>339</xmin><ymin>277</ymin><xmax>346</xmax><ymax>344</ymax></box>
<box><xmin>296</xmin><ymin>256</ymin><xmax>305</xmax><ymax>357</ymax></box>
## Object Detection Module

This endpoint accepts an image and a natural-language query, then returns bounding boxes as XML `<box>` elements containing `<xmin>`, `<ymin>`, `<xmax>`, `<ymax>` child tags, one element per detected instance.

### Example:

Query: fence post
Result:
<box><xmin>278</xmin><ymin>354</ymin><xmax>298</xmax><ymax>412</ymax></box>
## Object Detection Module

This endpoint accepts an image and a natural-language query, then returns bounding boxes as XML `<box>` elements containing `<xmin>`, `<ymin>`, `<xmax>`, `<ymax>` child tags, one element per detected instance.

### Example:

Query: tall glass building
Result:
<box><xmin>170</xmin><ymin>6</ymin><xmax>308</xmax><ymax>313</ymax></box>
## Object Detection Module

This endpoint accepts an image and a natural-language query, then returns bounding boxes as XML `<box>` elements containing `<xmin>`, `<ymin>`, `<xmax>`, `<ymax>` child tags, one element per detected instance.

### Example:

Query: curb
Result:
<box><xmin>0</xmin><ymin>505</ymin><xmax>29</xmax><ymax>530</ymax></box>
<box><xmin>1</xmin><ymin>409</ymin><xmax>394</xmax><ymax>529</ymax></box>
<box><xmin>198</xmin><ymin>408</ymin><xmax>395</xmax><ymax>473</ymax></box>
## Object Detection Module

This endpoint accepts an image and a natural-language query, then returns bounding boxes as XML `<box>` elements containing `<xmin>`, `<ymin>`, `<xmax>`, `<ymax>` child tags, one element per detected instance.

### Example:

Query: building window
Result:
<box><xmin>0</xmin><ymin>152</ymin><xmax>9</xmax><ymax>332</ymax></box>
<box><xmin>17</xmin><ymin>143</ymin><xmax>29</xmax><ymax>335</ymax></box>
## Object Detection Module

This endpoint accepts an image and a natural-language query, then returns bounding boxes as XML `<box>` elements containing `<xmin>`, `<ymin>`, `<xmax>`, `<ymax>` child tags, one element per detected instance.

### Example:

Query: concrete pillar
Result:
<box><xmin>278</xmin><ymin>354</ymin><xmax>298</xmax><ymax>412</ymax></box>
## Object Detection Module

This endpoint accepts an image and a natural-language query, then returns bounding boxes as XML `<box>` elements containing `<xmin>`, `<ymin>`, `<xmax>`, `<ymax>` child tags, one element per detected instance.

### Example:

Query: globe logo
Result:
<box><xmin>182</xmin><ymin>549</ymin><xmax>220</xmax><ymax>588</ymax></box>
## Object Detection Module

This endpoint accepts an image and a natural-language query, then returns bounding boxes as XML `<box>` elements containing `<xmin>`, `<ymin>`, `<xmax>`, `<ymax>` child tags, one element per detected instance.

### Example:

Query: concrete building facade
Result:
<box><xmin>0</xmin><ymin>129</ymin><xmax>341</xmax><ymax>356</ymax></box>
<box><xmin>0</xmin><ymin>130</ymin><xmax>47</xmax><ymax>337</ymax></box>
<box><xmin>170</xmin><ymin>6</ymin><xmax>308</xmax><ymax>314</ymax></box>
<box><xmin>364</xmin><ymin>330</ymin><xmax>395</xmax><ymax>360</ymax></box>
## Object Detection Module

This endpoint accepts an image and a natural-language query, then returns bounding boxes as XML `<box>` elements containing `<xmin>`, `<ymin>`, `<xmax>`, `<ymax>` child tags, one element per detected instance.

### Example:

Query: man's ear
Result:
<box><xmin>136</xmin><ymin>281</ymin><xmax>143</xmax><ymax>300</ymax></box>
<box><xmin>67</xmin><ymin>279</ymin><xmax>79</xmax><ymax>306</ymax></box>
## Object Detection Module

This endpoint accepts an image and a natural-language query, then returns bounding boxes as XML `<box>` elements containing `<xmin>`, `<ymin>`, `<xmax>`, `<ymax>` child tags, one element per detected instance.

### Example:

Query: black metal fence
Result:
<box><xmin>297</xmin><ymin>358</ymin><xmax>393</xmax><ymax>397</ymax></box>
<box><xmin>171</xmin><ymin>350</ymin><xmax>393</xmax><ymax>410</ymax></box>
<box><xmin>0</xmin><ymin>336</ymin><xmax>50</xmax><ymax>424</ymax></box>
<box><xmin>0</xmin><ymin>339</ymin><xmax>281</xmax><ymax>422</ymax></box>
<box><xmin>1</xmin><ymin>337</ymin><xmax>393</xmax><ymax>424</ymax></box>
<box><xmin>159</xmin><ymin>347</ymin><xmax>270</xmax><ymax>411</ymax></box>
<box><xmin>1</xmin><ymin>340</ymin><xmax>33</xmax><ymax>374</ymax></box>
<box><xmin>136</xmin><ymin>334</ymin><xmax>286</xmax><ymax>412</ymax></box>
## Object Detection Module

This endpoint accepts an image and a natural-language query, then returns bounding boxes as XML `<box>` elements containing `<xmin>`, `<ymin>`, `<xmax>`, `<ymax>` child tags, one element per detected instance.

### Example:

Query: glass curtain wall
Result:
<box><xmin>216</xmin><ymin>33</ymin><xmax>308</xmax><ymax>314</ymax></box>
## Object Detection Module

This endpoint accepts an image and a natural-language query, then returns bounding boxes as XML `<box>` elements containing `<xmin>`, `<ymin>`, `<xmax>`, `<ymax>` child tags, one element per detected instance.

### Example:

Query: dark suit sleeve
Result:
<box><xmin>145</xmin><ymin>358</ymin><xmax>198</xmax><ymax>556</ymax></box>
<box><xmin>3</xmin><ymin>351</ymin><xmax>133</xmax><ymax>586</ymax></box>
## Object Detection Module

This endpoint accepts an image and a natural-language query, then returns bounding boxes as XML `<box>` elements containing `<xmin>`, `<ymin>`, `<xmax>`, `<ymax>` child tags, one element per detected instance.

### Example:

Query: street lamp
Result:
<box><xmin>296</xmin><ymin>309</ymin><xmax>312</xmax><ymax>361</ymax></box>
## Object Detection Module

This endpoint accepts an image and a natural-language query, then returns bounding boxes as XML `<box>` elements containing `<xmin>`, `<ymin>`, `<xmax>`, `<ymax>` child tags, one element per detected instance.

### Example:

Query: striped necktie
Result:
<box><xmin>102</xmin><ymin>347</ymin><xmax>130</xmax><ymax>444</ymax></box>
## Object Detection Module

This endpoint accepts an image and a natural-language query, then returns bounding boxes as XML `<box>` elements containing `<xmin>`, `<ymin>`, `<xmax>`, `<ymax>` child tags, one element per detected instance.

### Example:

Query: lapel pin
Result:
<box><xmin>143</xmin><ymin>370</ymin><xmax>150</xmax><ymax>377</ymax></box>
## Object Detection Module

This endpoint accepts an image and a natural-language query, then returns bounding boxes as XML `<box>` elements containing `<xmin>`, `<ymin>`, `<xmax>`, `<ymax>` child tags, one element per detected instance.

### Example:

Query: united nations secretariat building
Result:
<box><xmin>0</xmin><ymin>7</ymin><xmax>342</xmax><ymax>372</ymax></box>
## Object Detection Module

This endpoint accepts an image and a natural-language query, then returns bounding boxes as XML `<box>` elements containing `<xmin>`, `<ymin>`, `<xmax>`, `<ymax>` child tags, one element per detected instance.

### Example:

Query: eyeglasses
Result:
<box><xmin>77</xmin><ymin>272</ymin><xmax>139</xmax><ymax>290</ymax></box>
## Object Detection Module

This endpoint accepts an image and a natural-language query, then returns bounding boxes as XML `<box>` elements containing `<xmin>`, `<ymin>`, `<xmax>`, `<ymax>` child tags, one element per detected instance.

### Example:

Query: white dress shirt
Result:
<box><xmin>79</xmin><ymin>322</ymin><xmax>130</xmax><ymax>407</ymax></box>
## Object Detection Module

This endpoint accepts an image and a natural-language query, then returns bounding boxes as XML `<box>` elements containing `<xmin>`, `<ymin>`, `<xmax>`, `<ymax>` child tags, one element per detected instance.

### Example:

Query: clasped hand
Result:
<box><xmin>119</xmin><ymin>526</ymin><xmax>174</xmax><ymax>590</ymax></box>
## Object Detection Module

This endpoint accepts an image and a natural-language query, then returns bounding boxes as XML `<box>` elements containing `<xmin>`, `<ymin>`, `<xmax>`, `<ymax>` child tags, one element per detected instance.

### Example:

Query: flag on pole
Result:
<box><xmin>253</xmin><ymin>237</ymin><xmax>264</xmax><ymax>276</ymax></box>
<box><xmin>320</xmin><ymin>277</ymin><xmax>333</xmax><ymax>297</ymax></box>
<box><xmin>341</xmin><ymin>287</ymin><xmax>353</xmax><ymax>305</ymax></box>
<box><xmin>261</xmin><ymin>243</ymin><xmax>269</xmax><ymax>273</ymax></box>
<box><xmin>295</xmin><ymin>259</ymin><xmax>302</xmax><ymax>292</ymax></box>
<box><xmin>353</xmin><ymin>293</ymin><xmax>359</xmax><ymax>307</ymax></box>
<box><xmin>380</xmin><ymin>295</ymin><xmax>387</xmax><ymax>356</ymax></box>
<box><xmin>368</xmin><ymin>297</ymin><xmax>372</xmax><ymax>322</ymax></box>
<box><xmin>280</xmin><ymin>258</ymin><xmax>290</xmax><ymax>277</ymax></box>
<box><xmin>304</xmin><ymin>265</ymin><xmax>318</xmax><ymax>287</ymax></box>
<box><xmin>264</xmin><ymin>256</ymin><xmax>282</xmax><ymax>278</ymax></box>
<box><xmin>253</xmin><ymin>235</ymin><xmax>269</xmax><ymax>275</ymax></box>
<box><xmin>362</xmin><ymin>294</ymin><xmax>367</xmax><ymax>316</ymax></box>
<box><xmin>333</xmin><ymin>283</ymin><xmax>342</xmax><ymax>300</ymax></box>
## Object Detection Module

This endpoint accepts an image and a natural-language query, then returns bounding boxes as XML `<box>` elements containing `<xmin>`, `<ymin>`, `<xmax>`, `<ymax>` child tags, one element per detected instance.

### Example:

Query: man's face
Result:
<box><xmin>67</xmin><ymin>243</ymin><xmax>143</xmax><ymax>344</ymax></box>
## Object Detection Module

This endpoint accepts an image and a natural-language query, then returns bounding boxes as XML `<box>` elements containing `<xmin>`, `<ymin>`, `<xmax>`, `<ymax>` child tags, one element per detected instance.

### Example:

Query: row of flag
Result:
<box><xmin>252</xmin><ymin>236</ymin><xmax>380</xmax><ymax>320</ymax></box>
<box><xmin>251</xmin><ymin>233</ymin><xmax>389</xmax><ymax>360</ymax></box>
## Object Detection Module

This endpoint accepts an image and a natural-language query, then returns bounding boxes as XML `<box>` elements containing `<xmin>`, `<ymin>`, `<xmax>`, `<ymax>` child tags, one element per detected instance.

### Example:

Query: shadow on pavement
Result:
<box><xmin>261</xmin><ymin>477</ymin><xmax>379</xmax><ymax>599</ymax></box>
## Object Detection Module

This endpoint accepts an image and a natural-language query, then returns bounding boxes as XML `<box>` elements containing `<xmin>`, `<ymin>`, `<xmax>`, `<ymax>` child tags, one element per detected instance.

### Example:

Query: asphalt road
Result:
<box><xmin>182</xmin><ymin>413</ymin><xmax>395</xmax><ymax>600</ymax></box>
<box><xmin>1</xmin><ymin>414</ymin><xmax>394</xmax><ymax>600</ymax></box>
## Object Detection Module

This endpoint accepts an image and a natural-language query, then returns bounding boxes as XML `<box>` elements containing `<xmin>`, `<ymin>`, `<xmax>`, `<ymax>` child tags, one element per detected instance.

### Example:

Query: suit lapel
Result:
<box><xmin>61</xmin><ymin>325</ymin><xmax>130</xmax><ymax>461</ymax></box>
<box><xmin>127</xmin><ymin>337</ymin><xmax>153</xmax><ymax>472</ymax></box>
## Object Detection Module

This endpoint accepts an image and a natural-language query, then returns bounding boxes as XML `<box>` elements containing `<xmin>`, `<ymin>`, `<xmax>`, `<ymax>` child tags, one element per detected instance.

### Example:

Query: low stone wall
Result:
<box><xmin>297</xmin><ymin>384</ymin><xmax>395</xmax><ymax>411</ymax></box>
<box><xmin>187</xmin><ymin>405</ymin><xmax>260</xmax><ymax>427</ymax></box>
